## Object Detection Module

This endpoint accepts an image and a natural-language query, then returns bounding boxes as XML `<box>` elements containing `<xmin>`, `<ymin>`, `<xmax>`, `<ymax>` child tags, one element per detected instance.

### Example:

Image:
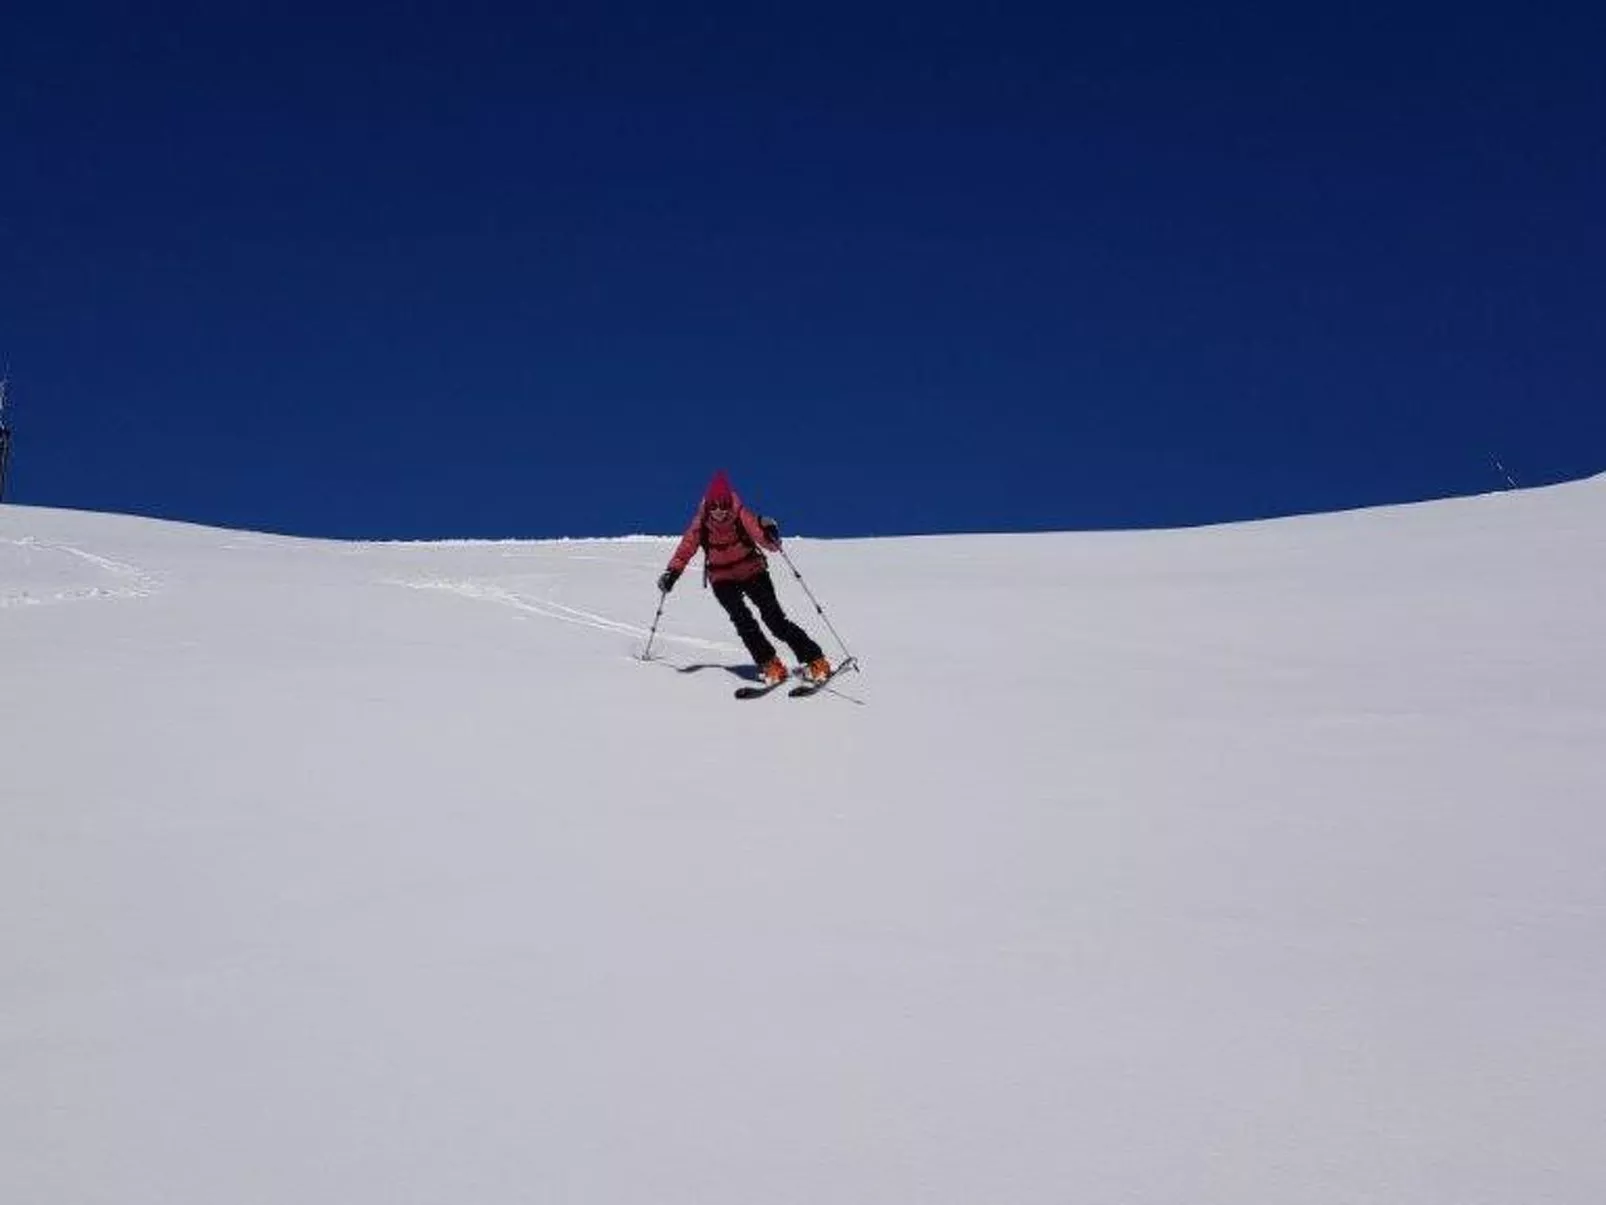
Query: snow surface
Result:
<box><xmin>3</xmin><ymin>479</ymin><xmax>1604</xmax><ymax>1204</ymax></box>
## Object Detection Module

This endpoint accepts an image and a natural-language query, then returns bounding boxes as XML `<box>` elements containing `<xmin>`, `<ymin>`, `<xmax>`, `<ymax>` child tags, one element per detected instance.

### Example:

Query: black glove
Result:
<box><xmin>759</xmin><ymin>517</ymin><xmax>781</xmax><ymax>544</ymax></box>
<box><xmin>657</xmin><ymin>568</ymin><xmax>681</xmax><ymax>594</ymax></box>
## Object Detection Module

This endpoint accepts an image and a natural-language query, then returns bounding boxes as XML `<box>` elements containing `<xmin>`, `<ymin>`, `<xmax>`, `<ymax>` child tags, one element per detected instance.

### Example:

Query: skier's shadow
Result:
<box><xmin>675</xmin><ymin>661</ymin><xmax>762</xmax><ymax>682</ymax></box>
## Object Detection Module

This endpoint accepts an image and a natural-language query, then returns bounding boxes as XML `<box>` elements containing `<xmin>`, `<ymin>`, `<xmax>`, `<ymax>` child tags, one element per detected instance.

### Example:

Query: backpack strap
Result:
<box><xmin>699</xmin><ymin>506</ymin><xmax>759</xmax><ymax>588</ymax></box>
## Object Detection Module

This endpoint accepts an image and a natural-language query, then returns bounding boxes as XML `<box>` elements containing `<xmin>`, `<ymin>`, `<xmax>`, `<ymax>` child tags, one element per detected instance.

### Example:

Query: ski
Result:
<box><xmin>734</xmin><ymin>678</ymin><xmax>788</xmax><ymax>700</ymax></box>
<box><xmin>787</xmin><ymin>657</ymin><xmax>858</xmax><ymax>698</ymax></box>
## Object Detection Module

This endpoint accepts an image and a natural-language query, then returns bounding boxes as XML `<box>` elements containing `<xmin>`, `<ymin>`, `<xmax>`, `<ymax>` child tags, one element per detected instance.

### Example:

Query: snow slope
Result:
<box><xmin>3</xmin><ymin>479</ymin><xmax>1604</xmax><ymax>1204</ymax></box>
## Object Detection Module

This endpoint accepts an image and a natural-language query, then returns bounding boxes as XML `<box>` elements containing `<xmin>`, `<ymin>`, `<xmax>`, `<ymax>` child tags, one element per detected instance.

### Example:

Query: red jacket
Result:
<box><xmin>667</xmin><ymin>493</ymin><xmax>779</xmax><ymax>585</ymax></box>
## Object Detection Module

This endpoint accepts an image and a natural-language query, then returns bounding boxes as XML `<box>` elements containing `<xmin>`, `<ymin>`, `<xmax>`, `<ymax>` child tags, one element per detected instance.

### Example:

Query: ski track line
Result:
<box><xmin>388</xmin><ymin>577</ymin><xmax>737</xmax><ymax>654</ymax></box>
<box><xmin>0</xmin><ymin>536</ymin><xmax>163</xmax><ymax>609</ymax></box>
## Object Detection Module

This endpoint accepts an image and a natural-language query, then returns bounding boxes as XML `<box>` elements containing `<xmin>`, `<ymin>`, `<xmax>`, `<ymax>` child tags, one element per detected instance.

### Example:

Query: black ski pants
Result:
<box><xmin>712</xmin><ymin>570</ymin><xmax>824</xmax><ymax>667</ymax></box>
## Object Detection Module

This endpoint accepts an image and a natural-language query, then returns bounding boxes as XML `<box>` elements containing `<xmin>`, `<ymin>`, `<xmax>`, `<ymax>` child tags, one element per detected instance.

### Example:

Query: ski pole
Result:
<box><xmin>776</xmin><ymin>545</ymin><xmax>859</xmax><ymax>671</ymax></box>
<box><xmin>639</xmin><ymin>591</ymin><xmax>668</xmax><ymax>661</ymax></box>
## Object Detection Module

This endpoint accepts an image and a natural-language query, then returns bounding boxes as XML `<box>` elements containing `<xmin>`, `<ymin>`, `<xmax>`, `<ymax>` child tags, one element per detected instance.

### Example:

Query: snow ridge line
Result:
<box><xmin>387</xmin><ymin>577</ymin><xmax>736</xmax><ymax>653</ymax></box>
<box><xmin>0</xmin><ymin>536</ymin><xmax>163</xmax><ymax>609</ymax></box>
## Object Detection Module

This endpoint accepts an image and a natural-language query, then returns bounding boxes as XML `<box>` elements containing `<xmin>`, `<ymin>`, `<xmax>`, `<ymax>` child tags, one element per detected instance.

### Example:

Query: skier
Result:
<box><xmin>657</xmin><ymin>471</ymin><xmax>832</xmax><ymax>687</ymax></box>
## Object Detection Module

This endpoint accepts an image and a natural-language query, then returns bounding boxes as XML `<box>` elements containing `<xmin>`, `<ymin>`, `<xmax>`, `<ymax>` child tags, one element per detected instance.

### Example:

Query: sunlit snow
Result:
<box><xmin>3</xmin><ymin>478</ymin><xmax>1603</xmax><ymax>1203</ymax></box>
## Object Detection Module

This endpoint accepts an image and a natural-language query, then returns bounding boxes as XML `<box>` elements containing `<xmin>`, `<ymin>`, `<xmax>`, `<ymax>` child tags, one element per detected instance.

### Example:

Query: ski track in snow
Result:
<box><xmin>389</xmin><ymin>576</ymin><xmax>737</xmax><ymax>654</ymax></box>
<box><xmin>0</xmin><ymin>536</ymin><xmax>162</xmax><ymax>608</ymax></box>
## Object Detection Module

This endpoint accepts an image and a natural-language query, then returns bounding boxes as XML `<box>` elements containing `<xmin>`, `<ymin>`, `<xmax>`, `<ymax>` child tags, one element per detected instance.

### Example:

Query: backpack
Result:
<box><xmin>699</xmin><ymin>506</ymin><xmax>759</xmax><ymax>587</ymax></box>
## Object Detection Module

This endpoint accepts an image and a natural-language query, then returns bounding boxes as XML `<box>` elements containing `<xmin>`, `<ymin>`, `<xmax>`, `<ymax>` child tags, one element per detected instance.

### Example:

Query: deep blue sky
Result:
<box><xmin>3</xmin><ymin>2</ymin><xmax>1603</xmax><ymax>538</ymax></box>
